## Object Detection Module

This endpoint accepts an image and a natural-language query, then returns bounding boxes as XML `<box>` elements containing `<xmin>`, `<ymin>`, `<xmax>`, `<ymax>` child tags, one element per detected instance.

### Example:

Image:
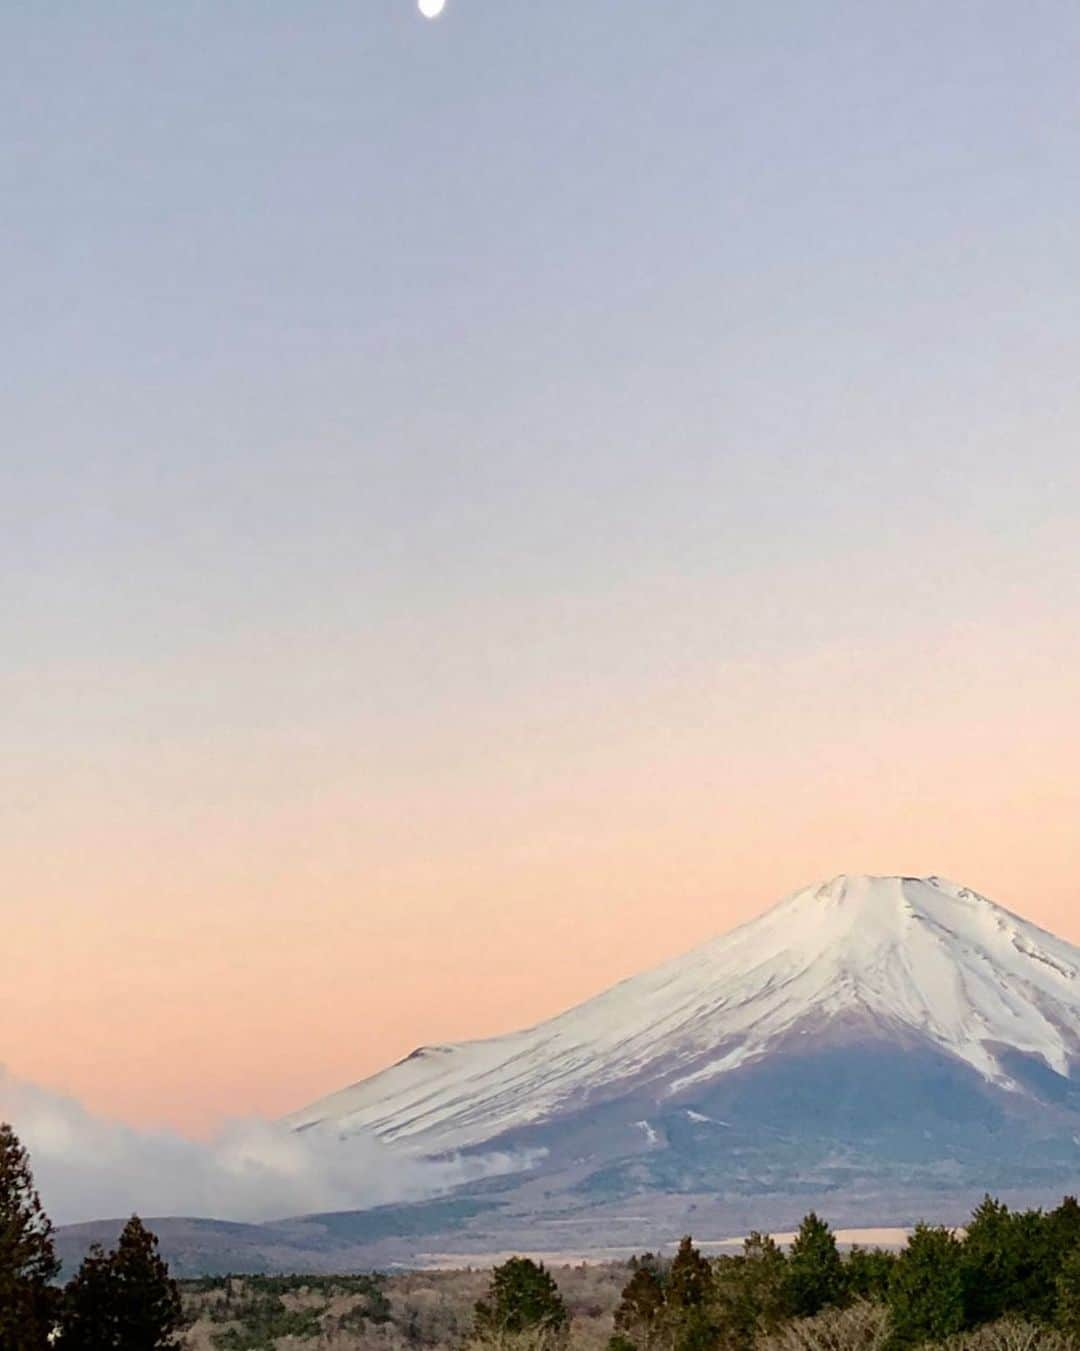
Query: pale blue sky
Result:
<box><xmin>7</xmin><ymin>1</ymin><xmax>1080</xmax><ymax>644</ymax></box>
<box><xmin>5</xmin><ymin>2</ymin><xmax>1080</xmax><ymax>1129</ymax></box>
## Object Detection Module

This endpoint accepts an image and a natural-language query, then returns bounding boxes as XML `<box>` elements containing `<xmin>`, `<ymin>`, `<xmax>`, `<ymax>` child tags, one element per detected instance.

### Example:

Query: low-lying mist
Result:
<box><xmin>0</xmin><ymin>1068</ymin><xmax>539</xmax><ymax>1228</ymax></box>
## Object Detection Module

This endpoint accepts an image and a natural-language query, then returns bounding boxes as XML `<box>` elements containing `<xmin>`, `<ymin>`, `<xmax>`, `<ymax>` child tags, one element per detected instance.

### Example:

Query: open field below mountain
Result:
<box><xmin>181</xmin><ymin>1265</ymin><xmax>625</xmax><ymax>1351</ymax></box>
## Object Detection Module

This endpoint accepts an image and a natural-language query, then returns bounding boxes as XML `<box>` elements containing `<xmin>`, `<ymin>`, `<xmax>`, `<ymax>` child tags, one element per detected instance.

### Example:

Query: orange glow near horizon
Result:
<box><xmin>6</xmin><ymin>605</ymin><xmax>1079</xmax><ymax>1138</ymax></box>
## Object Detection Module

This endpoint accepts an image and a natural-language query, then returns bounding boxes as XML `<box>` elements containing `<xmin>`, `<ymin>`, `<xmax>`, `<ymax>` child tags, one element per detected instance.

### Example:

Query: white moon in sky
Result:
<box><xmin>418</xmin><ymin>0</ymin><xmax>446</xmax><ymax>17</ymax></box>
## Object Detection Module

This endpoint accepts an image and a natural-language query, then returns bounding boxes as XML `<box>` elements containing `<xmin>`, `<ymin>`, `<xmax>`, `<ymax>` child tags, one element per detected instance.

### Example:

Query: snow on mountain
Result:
<box><xmin>288</xmin><ymin>875</ymin><xmax>1080</xmax><ymax>1157</ymax></box>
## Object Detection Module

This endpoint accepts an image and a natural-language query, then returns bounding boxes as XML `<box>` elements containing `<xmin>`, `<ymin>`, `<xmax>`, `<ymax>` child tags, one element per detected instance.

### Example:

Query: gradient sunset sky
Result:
<box><xmin>4</xmin><ymin>0</ymin><xmax>1080</xmax><ymax>1137</ymax></box>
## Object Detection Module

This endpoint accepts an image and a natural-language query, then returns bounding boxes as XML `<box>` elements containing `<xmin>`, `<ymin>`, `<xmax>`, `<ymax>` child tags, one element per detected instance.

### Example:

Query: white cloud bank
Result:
<box><xmin>0</xmin><ymin>1069</ymin><xmax>539</xmax><ymax>1228</ymax></box>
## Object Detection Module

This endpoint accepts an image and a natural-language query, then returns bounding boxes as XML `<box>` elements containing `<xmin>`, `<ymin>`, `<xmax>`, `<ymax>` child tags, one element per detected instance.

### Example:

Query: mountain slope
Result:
<box><xmin>288</xmin><ymin>875</ymin><xmax>1080</xmax><ymax>1163</ymax></box>
<box><xmin>58</xmin><ymin>875</ymin><xmax>1080</xmax><ymax>1276</ymax></box>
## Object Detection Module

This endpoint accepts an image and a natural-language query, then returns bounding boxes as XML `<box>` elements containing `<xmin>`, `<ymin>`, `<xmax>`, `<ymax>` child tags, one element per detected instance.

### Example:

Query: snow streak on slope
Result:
<box><xmin>288</xmin><ymin>876</ymin><xmax>1080</xmax><ymax>1154</ymax></box>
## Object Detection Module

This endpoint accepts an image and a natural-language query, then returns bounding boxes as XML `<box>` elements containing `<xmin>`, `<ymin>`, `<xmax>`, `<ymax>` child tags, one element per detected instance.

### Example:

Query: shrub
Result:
<box><xmin>759</xmin><ymin>1300</ymin><xmax>891</xmax><ymax>1351</ymax></box>
<box><xmin>935</xmin><ymin>1318</ymin><xmax>1078</xmax><ymax>1351</ymax></box>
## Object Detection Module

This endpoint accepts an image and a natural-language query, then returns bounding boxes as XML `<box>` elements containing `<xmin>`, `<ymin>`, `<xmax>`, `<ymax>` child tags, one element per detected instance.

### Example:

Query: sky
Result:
<box><xmin>3</xmin><ymin>0</ymin><xmax>1080</xmax><ymax>1143</ymax></box>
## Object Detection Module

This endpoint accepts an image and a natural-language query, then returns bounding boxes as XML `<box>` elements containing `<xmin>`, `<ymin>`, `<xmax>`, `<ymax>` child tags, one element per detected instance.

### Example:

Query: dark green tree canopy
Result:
<box><xmin>888</xmin><ymin>1224</ymin><xmax>967</xmax><ymax>1348</ymax></box>
<box><xmin>741</xmin><ymin>1231</ymin><xmax>791</xmax><ymax>1331</ymax></box>
<box><xmin>786</xmin><ymin>1212</ymin><xmax>847</xmax><ymax>1319</ymax></box>
<box><xmin>613</xmin><ymin>1194</ymin><xmax>1080</xmax><ymax>1351</ymax></box>
<box><xmin>665</xmin><ymin>1239</ymin><xmax>718</xmax><ymax>1351</ymax></box>
<box><xmin>711</xmin><ymin>1234</ymin><xmax>791</xmax><ymax>1351</ymax></box>
<box><xmin>614</xmin><ymin>1256</ymin><xmax>668</xmax><ymax>1348</ymax></box>
<box><xmin>1057</xmin><ymin>1243</ymin><xmax>1080</xmax><ymax>1341</ymax></box>
<box><xmin>667</xmin><ymin>1237</ymin><xmax>712</xmax><ymax>1312</ymax></box>
<box><xmin>0</xmin><ymin>1122</ymin><xmax>61</xmax><ymax>1351</ymax></box>
<box><xmin>1048</xmin><ymin>1197</ymin><xmax>1080</xmax><ymax>1254</ymax></box>
<box><xmin>55</xmin><ymin>1243</ymin><xmax>115</xmax><ymax>1350</ymax></box>
<box><xmin>58</xmin><ymin>1215</ymin><xmax>184</xmax><ymax>1351</ymax></box>
<box><xmin>963</xmin><ymin>1198</ymin><xmax>1061</xmax><ymax>1327</ymax></box>
<box><xmin>475</xmin><ymin>1256</ymin><xmax>569</xmax><ymax>1338</ymax></box>
<box><xmin>845</xmin><ymin>1246</ymin><xmax>897</xmax><ymax>1303</ymax></box>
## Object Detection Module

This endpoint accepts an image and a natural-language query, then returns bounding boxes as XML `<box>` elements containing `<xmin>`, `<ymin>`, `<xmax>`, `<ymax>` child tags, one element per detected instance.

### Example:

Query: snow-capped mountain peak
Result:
<box><xmin>288</xmin><ymin>875</ymin><xmax>1080</xmax><ymax>1156</ymax></box>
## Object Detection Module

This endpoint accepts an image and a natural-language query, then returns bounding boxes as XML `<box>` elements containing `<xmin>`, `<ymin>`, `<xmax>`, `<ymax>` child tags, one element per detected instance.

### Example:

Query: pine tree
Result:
<box><xmin>0</xmin><ymin>1122</ymin><xmax>61</xmax><ymax>1351</ymax></box>
<box><xmin>667</xmin><ymin>1237</ymin><xmax>711</xmax><ymax>1311</ymax></box>
<box><xmin>963</xmin><ymin>1197</ymin><xmax>1059</xmax><ymax>1325</ymax></box>
<box><xmin>785</xmin><ymin>1213</ymin><xmax>847</xmax><ymax>1318</ymax></box>
<box><xmin>711</xmin><ymin>1255</ymin><xmax>755</xmax><ymax>1351</ymax></box>
<box><xmin>963</xmin><ymin>1196</ymin><xmax>1016</xmax><ymax>1326</ymax></box>
<box><xmin>741</xmin><ymin>1233</ymin><xmax>792</xmax><ymax>1335</ymax></box>
<box><xmin>845</xmin><ymin>1245</ymin><xmax>897</xmax><ymax>1302</ymax></box>
<box><xmin>1048</xmin><ymin>1196</ymin><xmax>1080</xmax><ymax>1255</ymax></box>
<box><xmin>57</xmin><ymin>1216</ymin><xmax>183</xmax><ymax>1350</ymax></box>
<box><xmin>109</xmin><ymin>1218</ymin><xmax>183</xmax><ymax>1348</ymax></box>
<box><xmin>1056</xmin><ymin>1245</ymin><xmax>1080</xmax><ymax>1340</ymax></box>
<box><xmin>613</xmin><ymin>1255</ymin><xmax>667</xmax><ymax>1350</ymax></box>
<box><xmin>712</xmin><ymin>1233</ymin><xmax>791</xmax><ymax>1351</ymax></box>
<box><xmin>888</xmin><ymin>1224</ymin><xmax>967</xmax><ymax>1347</ymax></box>
<box><xmin>55</xmin><ymin>1243</ymin><xmax>115</xmax><ymax>1349</ymax></box>
<box><xmin>664</xmin><ymin>1238</ymin><xmax>715</xmax><ymax>1351</ymax></box>
<box><xmin>475</xmin><ymin>1256</ymin><xmax>569</xmax><ymax>1340</ymax></box>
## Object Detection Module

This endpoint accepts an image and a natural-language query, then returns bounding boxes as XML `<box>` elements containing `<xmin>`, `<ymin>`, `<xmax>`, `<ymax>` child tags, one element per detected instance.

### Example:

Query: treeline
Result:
<box><xmin>472</xmin><ymin>1199</ymin><xmax>1080</xmax><ymax>1351</ymax></box>
<box><xmin>0</xmin><ymin>1122</ymin><xmax>183</xmax><ymax>1350</ymax></box>
<box><xmin>612</xmin><ymin>1200</ymin><xmax>1080</xmax><ymax>1351</ymax></box>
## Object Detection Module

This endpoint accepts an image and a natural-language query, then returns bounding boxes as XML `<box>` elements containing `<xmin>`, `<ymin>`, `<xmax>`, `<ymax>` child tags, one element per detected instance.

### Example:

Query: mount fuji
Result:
<box><xmin>288</xmin><ymin>876</ymin><xmax>1080</xmax><ymax>1234</ymax></box>
<box><xmin>60</xmin><ymin>876</ymin><xmax>1080</xmax><ymax>1275</ymax></box>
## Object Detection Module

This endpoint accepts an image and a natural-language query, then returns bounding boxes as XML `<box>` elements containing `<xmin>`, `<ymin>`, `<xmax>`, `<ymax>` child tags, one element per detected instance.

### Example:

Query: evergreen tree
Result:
<box><xmin>1056</xmin><ymin>1245</ymin><xmax>1080</xmax><ymax>1341</ymax></box>
<box><xmin>1047</xmin><ymin>1197</ymin><xmax>1080</xmax><ymax>1256</ymax></box>
<box><xmin>845</xmin><ymin>1246</ymin><xmax>897</xmax><ymax>1302</ymax></box>
<box><xmin>0</xmin><ymin>1122</ymin><xmax>61</xmax><ymax>1351</ymax></box>
<box><xmin>785</xmin><ymin>1213</ymin><xmax>847</xmax><ymax>1318</ymax></box>
<box><xmin>1002</xmin><ymin>1208</ymin><xmax>1058</xmax><ymax>1324</ymax></box>
<box><xmin>475</xmin><ymin>1257</ymin><xmax>569</xmax><ymax>1340</ymax></box>
<box><xmin>613</xmin><ymin>1255</ymin><xmax>667</xmax><ymax>1351</ymax></box>
<box><xmin>888</xmin><ymin>1224</ymin><xmax>967</xmax><ymax>1347</ymax></box>
<box><xmin>963</xmin><ymin>1197</ymin><xmax>1059</xmax><ymax>1325</ymax></box>
<box><xmin>56</xmin><ymin>1243</ymin><xmax>115</xmax><ymax>1349</ymax></box>
<box><xmin>57</xmin><ymin>1216</ymin><xmax>183</xmax><ymax>1351</ymax></box>
<box><xmin>711</xmin><ymin>1255</ymin><xmax>754</xmax><ymax>1351</ymax></box>
<box><xmin>712</xmin><ymin>1233</ymin><xmax>791</xmax><ymax>1351</ymax></box>
<box><xmin>963</xmin><ymin>1196</ymin><xmax>1015</xmax><ymax>1326</ymax></box>
<box><xmin>664</xmin><ymin>1238</ymin><xmax>715</xmax><ymax>1351</ymax></box>
<box><xmin>741</xmin><ymin>1232</ymin><xmax>792</xmax><ymax>1334</ymax></box>
<box><xmin>108</xmin><ymin>1216</ymin><xmax>183</xmax><ymax>1349</ymax></box>
<box><xmin>667</xmin><ymin>1237</ymin><xmax>711</xmax><ymax>1311</ymax></box>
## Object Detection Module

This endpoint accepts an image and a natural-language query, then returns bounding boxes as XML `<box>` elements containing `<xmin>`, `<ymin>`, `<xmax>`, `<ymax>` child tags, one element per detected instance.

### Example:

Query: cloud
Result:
<box><xmin>0</xmin><ymin>1069</ymin><xmax>539</xmax><ymax>1227</ymax></box>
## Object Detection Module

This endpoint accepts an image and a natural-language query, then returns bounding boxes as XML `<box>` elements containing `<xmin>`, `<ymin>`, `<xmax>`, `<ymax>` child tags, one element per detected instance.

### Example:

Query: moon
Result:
<box><xmin>418</xmin><ymin>0</ymin><xmax>446</xmax><ymax>17</ymax></box>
